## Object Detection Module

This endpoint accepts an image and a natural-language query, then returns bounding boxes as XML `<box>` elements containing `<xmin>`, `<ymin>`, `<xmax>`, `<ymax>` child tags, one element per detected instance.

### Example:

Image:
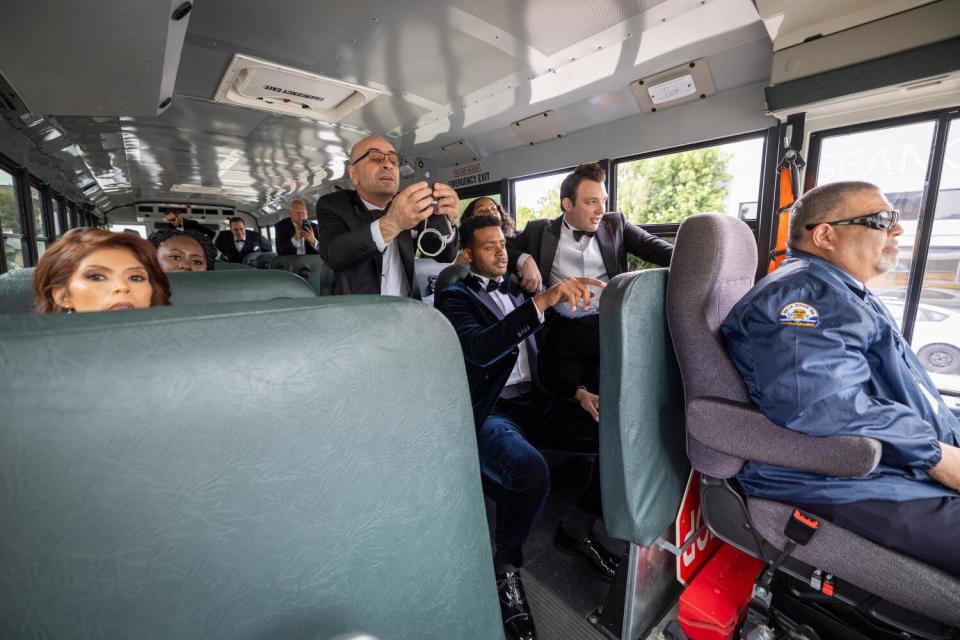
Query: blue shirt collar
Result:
<box><xmin>786</xmin><ymin>248</ymin><xmax>867</xmax><ymax>298</ymax></box>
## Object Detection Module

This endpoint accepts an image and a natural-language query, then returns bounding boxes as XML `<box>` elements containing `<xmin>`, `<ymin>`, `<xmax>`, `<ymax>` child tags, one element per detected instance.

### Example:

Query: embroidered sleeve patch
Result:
<box><xmin>779</xmin><ymin>302</ymin><xmax>820</xmax><ymax>328</ymax></box>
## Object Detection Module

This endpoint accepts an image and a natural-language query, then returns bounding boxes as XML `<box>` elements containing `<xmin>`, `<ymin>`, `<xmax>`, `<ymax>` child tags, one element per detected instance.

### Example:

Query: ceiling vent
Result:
<box><xmin>171</xmin><ymin>184</ymin><xmax>225</xmax><ymax>195</ymax></box>
<box><xmin>436</xmin><ymin>140</ymin><xmax>479</xmax><ymax>166</ymax></box>
<box><xmin>214</xmin><ymin>54</ymin><xmax>381</xmax><ymax>122</ymax></box>
<box><xmin>631</xmin><ymin>58</ymin><xmax>716</xmax><ymax>114</ymax></box>
<box><xmin>511</xmin><ymin>111</ymin><xmax>567</xmax><ymax>146</ymax></box>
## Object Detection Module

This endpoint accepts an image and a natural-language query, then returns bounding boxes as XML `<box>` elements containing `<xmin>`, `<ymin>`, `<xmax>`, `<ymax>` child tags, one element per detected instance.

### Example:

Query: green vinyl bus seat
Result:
<box><xmin>0</xmin><ymin>297</ymin><xmax>504</xmax><ymax>640</ymax></box>
<box><xmin>599</xmin><ymin>268</ymin><xmax>688</xmax><ymax>546</ymax></box>
<box><xmin>0</xmin><ymin>267</ymin><xmax>35</xmax><ymax>314</ymax></box>
<box><xmin>167</xmin><ymin>269</ymin><xmax>317</xmax><ymax>304</ymax></box>
<box><xmin>597</xmin><ymin>268</ymin><xmax>689</xmax><ymax>637</ymax></box>
<box><xmin>0</xmin><ymin>268</ymin><xmax>317</xmax><ymax>314</ymax></box>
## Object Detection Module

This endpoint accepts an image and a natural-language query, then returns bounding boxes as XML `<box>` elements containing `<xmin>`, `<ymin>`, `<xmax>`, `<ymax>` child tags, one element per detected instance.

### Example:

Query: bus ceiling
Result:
<box><xmin>0</xmin><ymin>0</ymin><xmax>956</xmax><ymax>219</ymax></box>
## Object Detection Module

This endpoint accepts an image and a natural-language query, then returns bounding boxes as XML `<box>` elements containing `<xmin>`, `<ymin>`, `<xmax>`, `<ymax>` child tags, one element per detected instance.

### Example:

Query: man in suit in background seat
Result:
<box><xmin>508</xmin><ymin>163</ymin><xmax>673</xmax><ymax>420</ymax></box>
<box><xmin>316</xmin><ymin>135</ymin><xmax>458</xmax><ymax>297</ymax></box>
<box><xmin>275</xmin><ymin>198</ymin><xmax>320</xmax><ymax>256</ymax></box>
<box><xmin>161</xmin><ymin>207</ymin><xmax>216</xmax><ymax>240</ymax></box>
<box><xmin>436</xmin><ymin>215</ymin><xmax>617</xmax><ymax>640</ymax></box>
<box><xmin>214</xmin><ymin>216</ymin><xmax>271</xmax><ymax>263</ymax></box>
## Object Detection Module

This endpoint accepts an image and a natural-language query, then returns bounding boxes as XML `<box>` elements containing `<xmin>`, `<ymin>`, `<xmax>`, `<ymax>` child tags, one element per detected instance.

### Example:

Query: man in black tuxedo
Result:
<box><xmin>214</xmin><ymin>216</ymin><xmax>271</xmax><ymax>263</ymax></box>
<box><xmin>160</xmin><ymin>208</ymin><xmax>216</xmax><ymax>240</ymax></box>
<box><xmin>435</xmin><ymin>216</ymin><xmax>617</xmax><ymax>640</ymax></box>
<box><xmin>275</xmin><ymin>198</ymin><xmax>320</xmax><ymax>256</ymax></box>
<box><xmin>316</xmin><ymin>135</ymin><xmax>458</xmax><ymax>297</ymax></box>
<box><xmin>508</xmin><ymin>163</ymin><xmax>673</xmax><ymax>418</ymax></box>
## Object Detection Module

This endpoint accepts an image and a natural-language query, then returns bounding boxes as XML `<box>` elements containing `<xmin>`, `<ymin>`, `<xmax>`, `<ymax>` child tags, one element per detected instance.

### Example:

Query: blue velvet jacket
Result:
<box><xmin>721</xmin><ymin>250</ymin><xmax>960</xmax><ymax>505</ymax></box>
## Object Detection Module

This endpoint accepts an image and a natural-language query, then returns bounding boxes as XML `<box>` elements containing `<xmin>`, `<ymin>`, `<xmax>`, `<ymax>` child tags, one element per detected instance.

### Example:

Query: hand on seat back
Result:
<box><xmin>519</xmin><ymin>255</ymin><xmax>543</xmax><ymax>294</ymax></box>
<box><xmin>575</xmin><ymin>388</ymin><xmax>600</xmax><ymax>422</ymax></box>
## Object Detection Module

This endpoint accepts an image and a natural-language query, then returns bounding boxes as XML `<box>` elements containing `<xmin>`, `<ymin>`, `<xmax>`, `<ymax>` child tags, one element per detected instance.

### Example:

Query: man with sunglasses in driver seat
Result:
<box><xmin>721</xmin><ymin>181</ymin><xmax>960</xmax><ymax>575</ymax></box>
<box><xmin>316</xmin><ymin>135</ymin><xmax>459</xmax><ymax>297</ymax></box>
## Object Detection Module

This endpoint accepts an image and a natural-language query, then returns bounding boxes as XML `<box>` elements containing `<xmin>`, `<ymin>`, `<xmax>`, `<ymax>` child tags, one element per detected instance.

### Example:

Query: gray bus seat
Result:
<box><xmin>269</xmin><ymin>254</ymin><xmax>299</xmax><ymax>271</ymax></box>
<box><xmin>241</xmin><ymin>251</ymin><xmax>262</xmax><ymax>266</ymax></box>
<box><xmin>290</xmin><ymin>254</ymin><xmax>336</xmax><ymax>296</ymax></box>
<box><xmin>666</xmin><ymin>213</ymin><xmax>960</xmax><ymax>629</ymax></box>
<box><xmin>598</xmin><ymin>269</ymin><xmax>688</xmax><ymax>547</ymax></box>
<box><xmin>214</xmin><ymin>260</ymin><xmax>254</xmax><ymax>270</ymax></box>
<box><xmin>436</xmin><ymin>263</ymin><xmax>470</xmax><ymax>294</ymax></box>
<box><xmin>0</xmin><ymin>297</ymin><xmax>504</xmax><ymax>640</ymax></box>
<box><xmin>0</xmin><ymin>267</ymin><xmax>35</xmax><ymax>314</ymax></box>
<box><xmin>414</xmin><ymin>258</ymin><xmax>452</xmax><ymax>298</ymax></box>
<box><xmin>254</xmin><ymin>251</ymin><xmax>278</xmax><ymax>269</ymax></box>
<box><xmin>167</xmin><ymin>269</ymin><xmax>317</xmax><ymax>304</ymax></box>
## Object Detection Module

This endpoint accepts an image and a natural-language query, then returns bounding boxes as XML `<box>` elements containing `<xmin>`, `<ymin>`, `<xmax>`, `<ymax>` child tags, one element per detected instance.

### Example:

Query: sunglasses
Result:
<box><xmin>352</xmin><ymin>148</ymin><xmax>401</xmax><ymax>167</ymax></box>
<box><xmin>805</xmin><ymin>209</ymin><xmax>900</xmax><ymax>231</ymax></box>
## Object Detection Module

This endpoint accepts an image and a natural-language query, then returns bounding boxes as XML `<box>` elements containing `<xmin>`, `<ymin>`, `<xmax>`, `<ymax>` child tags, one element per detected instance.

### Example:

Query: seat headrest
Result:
<box><xmin>666</xmin><ymin>213</ymin><xmax>759</xmax><ymax>476</ymax></box>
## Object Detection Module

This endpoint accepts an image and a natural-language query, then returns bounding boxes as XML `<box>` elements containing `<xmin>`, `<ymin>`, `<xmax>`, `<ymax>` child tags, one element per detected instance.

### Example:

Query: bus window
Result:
<box><xmin>615</xmin><ymin>135</ymin><xmax>764</xmax><ymax>225</ymax></box>
<box><xmin>0</xmin><ymin>166</ymin><xmax>26</xmax><ymax>271</ymax></box>
<box><xmin>458</xmin><ymin>194</ymin><xmax>501</xmax><ymax>219</ymax></box>
<box><xmin>812</xmin><ymin>120</ymin><xmax>937</xmax><ymax>326</ymax></box>
<box><xmin>30</xmin><ymin>185</ymin><xmax>47</xmax><ymax>259</ymax></box>
<box><xmin>513</xmin><ymin>170</ymin><xmax>571</xmax><ymax>230</ymax></box>
<box><xmin>917</xmin><ymin>118</ymin><xmax>960</xmax><ymax>389</ymax></box>
<box><xmin>51</xmin><ymin>197</ymin><xmax>62</xmax><ymax>238</ymax></box>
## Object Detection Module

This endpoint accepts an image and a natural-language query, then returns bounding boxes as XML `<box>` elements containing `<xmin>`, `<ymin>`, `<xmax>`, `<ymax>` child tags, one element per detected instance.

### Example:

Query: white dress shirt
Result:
<box><xmin>292</xmin><ymin>223</ymin><xmax>319</xmax><ymax>255</ymax></box>
<box><xmin>365</xmin><ymin>198</ymin><xmax>409</xmax><ymax>297</ymax></box>
<box><xmin>470</xmin><ymin>272</ymin><xmax>544</xmax><ymax>388</ymax></box>
<box><xmin>549</xmin><ymin>219</ymin><xmax>609</xmax><ymax>318</ymax></box>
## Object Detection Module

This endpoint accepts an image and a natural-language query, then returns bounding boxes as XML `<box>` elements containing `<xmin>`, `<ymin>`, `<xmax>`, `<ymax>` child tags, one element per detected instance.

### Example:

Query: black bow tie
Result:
<box><xmin>369</xmin><ymin>208</ymin><xmax>386</xmax><ymax>221</ymax></box>
<box><xmin>467</xmin><ymin>274</ymin><xmax>511</xmax><ymax>295</ymax></box>
<box><xmin>572</xmin><ymin>229</ymin><xmax>595</xmax><ymax>242</ymax></box>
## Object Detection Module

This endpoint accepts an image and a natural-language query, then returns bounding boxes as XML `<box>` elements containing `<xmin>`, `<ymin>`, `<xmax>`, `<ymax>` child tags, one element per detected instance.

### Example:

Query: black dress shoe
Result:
<box><xmin>554</xmin><ymin>524</ymin><xmax>620</xmax><ymax>581</ymax></box>
<box><xmin>496</xmin><ymin>571</ymin><xmax>537</xmax><ymax>640</ymax></box>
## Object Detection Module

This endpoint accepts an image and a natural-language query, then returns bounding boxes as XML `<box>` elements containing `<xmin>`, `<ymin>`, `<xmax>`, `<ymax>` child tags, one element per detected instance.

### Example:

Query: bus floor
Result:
<box><xmin>482</xmin><ymin>456</ymin><xmax>679</xmax><ymax>640</ymax></box>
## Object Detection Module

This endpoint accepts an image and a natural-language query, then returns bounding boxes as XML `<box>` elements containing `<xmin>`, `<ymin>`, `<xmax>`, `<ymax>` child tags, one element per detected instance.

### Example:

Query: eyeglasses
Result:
<box><xmin>352</xmin><ymin>148</ymin><xmax>401</xmax><ymax>167</ymax></box>
<box><xmin>805</xmin><ymin>209</ymin><xmax>900</xmax><ymax>231</ymax></box>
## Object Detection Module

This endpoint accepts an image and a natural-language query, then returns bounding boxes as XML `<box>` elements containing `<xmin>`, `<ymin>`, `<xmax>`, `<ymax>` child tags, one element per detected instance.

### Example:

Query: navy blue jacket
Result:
<box><xmin>435</xmin><ymin>281</ymin><xmax>542</xmax><ymax>429</ymax></box>
<box><xmin>721</xmin><ymin>250</ymin><xmax>960</xmax><ymax>505</ymax></box>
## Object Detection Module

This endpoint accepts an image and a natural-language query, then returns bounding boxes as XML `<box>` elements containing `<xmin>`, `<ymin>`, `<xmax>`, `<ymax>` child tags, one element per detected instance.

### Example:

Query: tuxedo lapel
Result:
<box><xmin>596</xmin><ymin>217</ymin><xmax>618</xmax><ymax>278</ymax></box>
<box><xmin>469</xmin><ymin>286</ymin><xmax>506</xmax><ymax>321</ymax></box>
<box><xmin>539</xmin><ymin>216</ymin><xmax>563</xmax><ymax>283</ymax></box>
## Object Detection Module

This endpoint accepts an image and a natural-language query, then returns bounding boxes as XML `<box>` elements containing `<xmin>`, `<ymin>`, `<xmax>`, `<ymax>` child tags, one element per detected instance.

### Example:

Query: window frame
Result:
<box><xmin>611</xmin><ymin>129</ymin><xmax>768</xmax><ymax>235</ymax></box>
<box><xmin>508</xmin><ymin>166</ymin><xmax>577</xmax><ymax>227</ymax></box>
<box><xmin>805</xmin><ymin>104</ymin><xmax>960</xmax><ymax>397</ymax></box>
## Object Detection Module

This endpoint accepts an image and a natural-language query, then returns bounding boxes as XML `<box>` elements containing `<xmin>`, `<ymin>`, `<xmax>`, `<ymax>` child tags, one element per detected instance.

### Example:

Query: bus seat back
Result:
<box><xmin>599</xmin><ymin>268</ymin><xmax>689</xmax><ymax>546</ymax></box>
<box><xmin>0</xmin><ymin>298</ymin><xmax>504</xmax><ymax>640</ymax></box>
<box><xmin>0</xmin><ymin>267</ymin><xmax>35</xmax><ymax>314</ymax></box>
<box><xmin>167</xmin><ymin>269</ymin><xmax>317</xmax><ymax>305</ymax></box>
<box><xmin>414</xmin><ymin>258</ymin><xmax>452</xmax><ymax>299</ymax></box>
<box><xmin>290</xmin><ymin>254</ymin><xmax>336</xmax><ymax>296</ymax></box>
<box><xmin>667</xmin><ymin>214</ymin><xmax>757</xmax><ymax>478</ymax></box>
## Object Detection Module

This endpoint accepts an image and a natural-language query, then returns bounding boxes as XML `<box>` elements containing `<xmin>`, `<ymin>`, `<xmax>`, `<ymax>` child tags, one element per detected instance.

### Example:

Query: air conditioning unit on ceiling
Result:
<box><xmin>214</xmin><ymin>54</ymin><xmax>382</xmax><ymax>122</ymax></box>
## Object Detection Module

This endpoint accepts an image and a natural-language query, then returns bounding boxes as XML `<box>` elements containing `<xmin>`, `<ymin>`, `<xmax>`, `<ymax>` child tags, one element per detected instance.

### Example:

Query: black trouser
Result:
<box><xmin>539</xmin><ymin>313</ymin><xmax>601</xmax><ymax>398</ymax></box>
<box><xmin>477</xmin><ymin>390</ymin><xmax>600</xmax><ymax>567</ymax></box>
<box><xmin>794</xmin><ymin>497</ymin><xmax>960</xmax><ymax>576</ymax></box>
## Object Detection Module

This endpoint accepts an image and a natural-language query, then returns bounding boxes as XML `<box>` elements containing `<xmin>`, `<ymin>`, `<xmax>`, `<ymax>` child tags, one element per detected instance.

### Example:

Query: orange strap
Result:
<box><xmin>768</xmin><ymin>149</ymin><xmax>805</xmax><ymax>273</ymax></box>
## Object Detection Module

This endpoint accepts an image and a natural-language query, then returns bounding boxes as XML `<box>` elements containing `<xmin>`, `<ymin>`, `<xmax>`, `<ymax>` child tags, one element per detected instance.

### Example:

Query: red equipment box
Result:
<box><xmin>677</xmin><ymin>544</ymin><xmax>765</xmax><ymax>640</ymax></box>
